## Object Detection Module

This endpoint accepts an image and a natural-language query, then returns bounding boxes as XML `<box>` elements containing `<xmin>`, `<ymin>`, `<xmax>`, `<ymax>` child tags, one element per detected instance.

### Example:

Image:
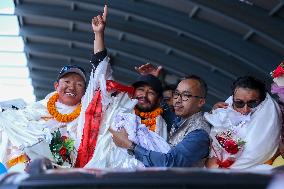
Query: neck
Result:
<box><xmin>181</xmin><ymin>110</ymin><xmax>201</xmax><ymax>120</ymax></box>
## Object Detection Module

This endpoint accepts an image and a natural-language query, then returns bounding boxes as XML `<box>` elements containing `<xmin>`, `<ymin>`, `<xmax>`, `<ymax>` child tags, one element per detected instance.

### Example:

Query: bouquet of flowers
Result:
<box><xmin>49</xmin><ymin>129</ymin><xmax>75</xmax><ymax>166</ymax></box>
<box><xmin>271</xmin><ymin>61</ymin><xmax>284</xmax><ymax>79</ymax></box>
<box><xmin>271</xmin><ymin>61</ymin><xmax>284</xmax><ymax>102</ymax></box>
<box><xmin>211</xmin><ymin>129</ymin><xmax>246</xmax><ymax>168</ymax></box>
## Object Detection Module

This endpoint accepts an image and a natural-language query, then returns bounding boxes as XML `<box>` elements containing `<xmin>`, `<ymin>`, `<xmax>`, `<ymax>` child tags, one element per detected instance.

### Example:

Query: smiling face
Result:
<box><xmin>173</xmin><ymin>79</ymin><xmax>205</xmax><ymax>118</ymax></box>
<box><xmin>54</xmin><ymin>73</ymin><xmax>86</xmax><ymax>106</ymax></box>
<box><xmin>134</xmin><ymin>84</ymin><xmax>160</xmax><ymax>112</ymax></box>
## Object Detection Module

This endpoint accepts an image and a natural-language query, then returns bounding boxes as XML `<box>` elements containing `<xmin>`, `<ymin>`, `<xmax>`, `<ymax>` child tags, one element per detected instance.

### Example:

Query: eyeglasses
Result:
<box><xmin>233</xmin><ymin>99</ymin><xmax>260</xmax><ymax>108</ymax></box>
<box><xmin>173</xmin><ymin>91</ymin><xmax>203</xmax><ymax>101</ymax></box>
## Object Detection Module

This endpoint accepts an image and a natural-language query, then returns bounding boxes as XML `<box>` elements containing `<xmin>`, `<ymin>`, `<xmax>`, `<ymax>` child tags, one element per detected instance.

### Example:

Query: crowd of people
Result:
<box><xmin>0</xmin><ymin>5</ymin><xmax>283</xmax><ymax>172</ymax></box>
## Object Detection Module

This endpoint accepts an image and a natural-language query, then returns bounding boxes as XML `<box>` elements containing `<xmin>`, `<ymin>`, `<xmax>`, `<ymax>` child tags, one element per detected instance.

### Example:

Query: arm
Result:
<box><xmin>92</xmin><ymin>5</ymin><xmax>107</xmax><ymax>53</ymax></box>
<box><xmin>110</xmin><ymin>128</ymin><xmax>210</xmax><ymax>167</ymax></box>
<box><xmin>90</xmin><ymin>5</ymin><xmax>108</xmax><ymax>66</ymax></box>
<box><xmin>135</xmin><ymin>129</ymin><xmax>210</xmax><ymax>167</ymax></box>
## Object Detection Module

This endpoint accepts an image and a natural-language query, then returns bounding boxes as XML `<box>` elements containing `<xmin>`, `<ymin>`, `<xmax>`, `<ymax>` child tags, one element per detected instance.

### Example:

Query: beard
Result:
<box><xmin>135</xmin><ymin>97</ymin><xmax>158</xmax><ymax>112</ymax></box>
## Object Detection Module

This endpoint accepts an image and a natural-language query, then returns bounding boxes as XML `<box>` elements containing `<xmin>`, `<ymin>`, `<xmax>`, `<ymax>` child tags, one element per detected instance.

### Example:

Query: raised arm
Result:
<box><xmin>92</xmin><ymin>5</ymin><xmax>107</xmax><ymax>54</ymax></box>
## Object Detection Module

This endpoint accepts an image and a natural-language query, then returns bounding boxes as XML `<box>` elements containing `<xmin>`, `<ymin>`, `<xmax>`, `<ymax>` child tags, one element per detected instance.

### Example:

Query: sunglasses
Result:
<box><xmin>233</xmin><ymin>99</ymin><xmax>260</xmax><ymax>108</ymax></box>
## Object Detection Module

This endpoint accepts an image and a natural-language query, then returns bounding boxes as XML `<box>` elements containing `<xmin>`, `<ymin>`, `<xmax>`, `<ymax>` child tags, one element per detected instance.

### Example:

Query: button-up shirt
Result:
<box><xmin>134</xmin><ymin>112</ymin><xmax>210</xmax><ymax>167</ymax></box>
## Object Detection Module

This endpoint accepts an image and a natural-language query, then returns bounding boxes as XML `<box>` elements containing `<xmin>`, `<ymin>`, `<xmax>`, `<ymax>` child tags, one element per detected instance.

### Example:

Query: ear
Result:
<box><xmin>54</xmin><ymin>81</ymin><xmax>59</xmax><ymax>91</ymax></box>
<box><xmin>198</xmin><ymin>98</ymin><xmax>206</xmax><ymax>108</ymax></box>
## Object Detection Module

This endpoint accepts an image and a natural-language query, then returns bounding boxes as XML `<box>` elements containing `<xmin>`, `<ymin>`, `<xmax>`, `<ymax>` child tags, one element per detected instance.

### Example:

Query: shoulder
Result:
<box><xmin>191</xmin><ymin>112</ymin><xmax>211</xmax><ymax>134</ymax></box>
<box><xmin>185</xmin><ymin>129</ymin><xmax>209</xmax><ymax>141</ymax></box>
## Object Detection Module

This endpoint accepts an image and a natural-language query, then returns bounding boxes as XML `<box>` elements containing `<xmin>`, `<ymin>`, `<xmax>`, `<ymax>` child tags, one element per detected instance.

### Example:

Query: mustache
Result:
<box><xmin>137</xmin><ymin>96</ymin><xmax>150</xmax><ymax>103</ymax></box>
<box><xmin>173</xmin><ymin>102</ymin><xmax>182</xmax><ymax>107</ymax></box>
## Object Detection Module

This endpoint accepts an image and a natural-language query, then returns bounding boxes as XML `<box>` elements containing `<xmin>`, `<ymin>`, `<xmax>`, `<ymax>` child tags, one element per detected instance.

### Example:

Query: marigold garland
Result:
<box><xmin>134</xmin><ymin>107</ymin><xmax>163</xmax><ymax>132</ymax></box>
<box><xmin>6</xmin><ymin>154</ymin><xmax>29</xmax><ymax>168</ymax></box>
<box><xmin>47</xmin><ymin>93</ymin><xmax>81</xmax><ymax>123</ymax></box>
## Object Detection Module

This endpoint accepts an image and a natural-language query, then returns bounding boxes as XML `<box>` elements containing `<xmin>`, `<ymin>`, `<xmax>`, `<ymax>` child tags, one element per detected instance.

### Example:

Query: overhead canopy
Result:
<box><xmin>14</xmin><ymin>0</ymin><xmax>284</xmax><ymax>109</ymax></box>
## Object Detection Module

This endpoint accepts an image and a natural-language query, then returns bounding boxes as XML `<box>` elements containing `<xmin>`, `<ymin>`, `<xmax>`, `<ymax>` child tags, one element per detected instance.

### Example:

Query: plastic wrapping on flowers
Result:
<box><xmin>49</xmin><ymin>129</ymin><xmax>75</xmax><ymax>167</ymax></box>
<box><xmin>210</xmin><ymin>128</ymin><xmax>246</xmax><ymax>168</ymax></box>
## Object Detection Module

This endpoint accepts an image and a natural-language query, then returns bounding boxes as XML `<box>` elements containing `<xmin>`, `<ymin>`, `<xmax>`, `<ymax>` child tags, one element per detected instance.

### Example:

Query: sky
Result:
<box><xmin>0</xmin><ymin>0</ymin><xmax>36</xmax><ymax>103</ymax></box>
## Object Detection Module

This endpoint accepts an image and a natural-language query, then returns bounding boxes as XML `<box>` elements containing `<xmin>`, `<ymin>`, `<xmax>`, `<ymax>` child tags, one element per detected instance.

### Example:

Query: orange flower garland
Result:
<box><xmin>134</xmin><ymin>107</ymin><xmax>163</xmax><ymax>132</ymax></box>
<box><xmin>47</xmin><ymin>93</ymin><xmax>81</xmax><ymax>123</ymax></box>
<box><xmin>6</xmin><ymin>154</ymin><xmax>29</xmax><ymax>168</ymax></box>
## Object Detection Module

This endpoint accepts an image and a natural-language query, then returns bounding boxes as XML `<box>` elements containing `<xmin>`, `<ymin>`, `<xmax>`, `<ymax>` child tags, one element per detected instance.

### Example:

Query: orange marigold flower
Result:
<box><xmin>47</xmin><ymin>93</ymin><xmax>81</xmax><ymax>123</ymax></box>
<box><xmin>134</xmin><ymin>107</ymin><xmax>163</xmax><ymax>132</ymax></box>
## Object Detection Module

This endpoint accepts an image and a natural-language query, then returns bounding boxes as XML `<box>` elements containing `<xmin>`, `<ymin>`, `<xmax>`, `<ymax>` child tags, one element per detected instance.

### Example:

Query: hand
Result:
<box><xmin>212</xmin><ymin>102</ymin><xmax>229</xmax><ymax>110</ymax></box>
<box><xmin>135</xmin><ymin>63</ymin><xmax>163</xmax><ymax>77</ymax></box>
<box><xmin>109</xmin><ymin>128</ymin><xmax>132</xmax><ymax>149</ymax></box>
<box><xmin>205</xmin><ymin>157</ymin><xmax>219</xmax><ymax>168</ymax></box>
<box><xmin>92</xmin><ymin>5</ymin><xmax>108</xmax><ymax>33</ymax></box>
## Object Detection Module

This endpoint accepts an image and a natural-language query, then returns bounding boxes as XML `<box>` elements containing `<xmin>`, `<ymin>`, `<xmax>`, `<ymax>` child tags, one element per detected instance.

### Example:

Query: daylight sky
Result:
<box><xmin>0</xmin><ymin>0</ymin><xmax>35</xmax><ymax>103</ymax></box>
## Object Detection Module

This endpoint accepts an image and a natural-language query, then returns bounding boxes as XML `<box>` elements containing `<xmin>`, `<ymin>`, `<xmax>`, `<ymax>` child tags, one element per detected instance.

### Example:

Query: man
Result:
<box><xmin>163</xmin><ymin>85</ymin><xmax>176</xmax><ymax>112</ymax></box>
<box><xmin>132</xmin><ymin>74</ymin><xmax>167</xmax><ymax>138</ymax></box>
<box><xmin>134</xmin><ymin>63</ymin><xmax>179</xmax><ymax>132</ymax></box>
<box><xmin>206</xmin><ymin>76</ymin><xmax>281</xmax><ymax>169</ymax></box>
<box><xmin>74</xmin><ymin>5</ymin><xmax>169</xmax><ymax>168</ymax></box>
<box><xmin>89</xmin><ymin>5</ymin><xmax>167</xmax><ymax>139</ymax></box>
<box><xmin>110</xmin><ymin>75</ymin><xmax>211</xmax><ymax>167</ymax></box>
<box><xmin>0</xmin><ymin>65</ymin><xmax>87</xmax><ymax>170</ymax></box>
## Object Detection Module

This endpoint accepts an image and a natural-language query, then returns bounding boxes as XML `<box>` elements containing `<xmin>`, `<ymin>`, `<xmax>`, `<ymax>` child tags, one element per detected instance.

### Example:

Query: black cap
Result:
<box><xmin>132</xmin><ymin>74</ymin><xmax>163</xmax><ymax>97</ymax></box>
<box><xmin>57</xmin><ymin>65</ymin><xmax>86</xmax><ymax>82</ymax></box>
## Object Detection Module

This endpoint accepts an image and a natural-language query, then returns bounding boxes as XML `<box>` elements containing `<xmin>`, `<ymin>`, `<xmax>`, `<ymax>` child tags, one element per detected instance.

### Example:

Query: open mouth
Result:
<box><xmin>65</xmin><ymin>92</ymin><xmax>76</xmax><ymax>97</ymax></box>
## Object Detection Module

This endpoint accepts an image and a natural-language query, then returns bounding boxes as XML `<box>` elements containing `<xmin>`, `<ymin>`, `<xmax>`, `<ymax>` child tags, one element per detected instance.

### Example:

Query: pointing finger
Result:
<box><xmin>103</xmin><ymin>5</ymin><xmax>108</xmax><ymax>22</ymax></box>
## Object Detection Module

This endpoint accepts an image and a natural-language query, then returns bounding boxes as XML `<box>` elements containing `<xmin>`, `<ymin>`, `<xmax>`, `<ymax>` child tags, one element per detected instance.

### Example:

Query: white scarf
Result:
<box><xmin>0</xmin><ymin>94</ymin><xmax>80</xmax><ymax>165</ymax></box>
<box><xmin>205</xmin><ymin>93</ymin><xmax>281</xmax><ymax>169</ymax></box>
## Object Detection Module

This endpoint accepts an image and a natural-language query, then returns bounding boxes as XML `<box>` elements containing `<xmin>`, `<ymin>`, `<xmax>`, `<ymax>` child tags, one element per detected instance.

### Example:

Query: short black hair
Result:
<box><xmin>163</xmin><ymin>84</ymin><xmax>176</xmax><ymax>92</ymax></box>
<box><xmin>231</xmin><ymin>76</ymin><xmax>266</xmax><ymax>102</ymax></box>
<box><xmin>181</xmin><ymin>75</ymin><xmax>208</xmax><ymax>98</ymax></box>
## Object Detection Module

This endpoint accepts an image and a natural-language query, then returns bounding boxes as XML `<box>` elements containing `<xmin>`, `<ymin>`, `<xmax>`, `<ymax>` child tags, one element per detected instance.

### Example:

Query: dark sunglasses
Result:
<box><xmin>233</xmin><ymin>99</ymin><xmax>260</xmax><ymax>108</ymax></box>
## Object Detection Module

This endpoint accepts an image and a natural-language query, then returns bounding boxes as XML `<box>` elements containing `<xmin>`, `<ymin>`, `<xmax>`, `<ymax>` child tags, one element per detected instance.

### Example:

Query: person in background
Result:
<box><xmin>270</xmin><ymin>61</ymin><xmax>284</xmax><ymax>166</ymax></box>
<box><xmin>163</xmin><ymin>85</ymin><xmax>176</xmax><ymax>112</ymax></box>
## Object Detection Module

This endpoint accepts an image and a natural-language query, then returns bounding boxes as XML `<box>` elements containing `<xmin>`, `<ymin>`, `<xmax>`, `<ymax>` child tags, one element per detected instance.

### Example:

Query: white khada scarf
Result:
<box><xmin>205</xmin><ymin>93</ymin><xmax>281</xmax><ymax>170</ymax></box>
<box><xmin>80</xmin><ymin>56</ymin><xmax>169</xmax><ymax>169</ymax></box>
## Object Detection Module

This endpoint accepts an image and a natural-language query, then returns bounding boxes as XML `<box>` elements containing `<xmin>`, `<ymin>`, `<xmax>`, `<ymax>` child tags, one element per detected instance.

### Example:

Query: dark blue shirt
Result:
<box><xmin>134</xmin><ymin>129</ymin><xmax>210</xmax><ymax>167</ymax></box>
